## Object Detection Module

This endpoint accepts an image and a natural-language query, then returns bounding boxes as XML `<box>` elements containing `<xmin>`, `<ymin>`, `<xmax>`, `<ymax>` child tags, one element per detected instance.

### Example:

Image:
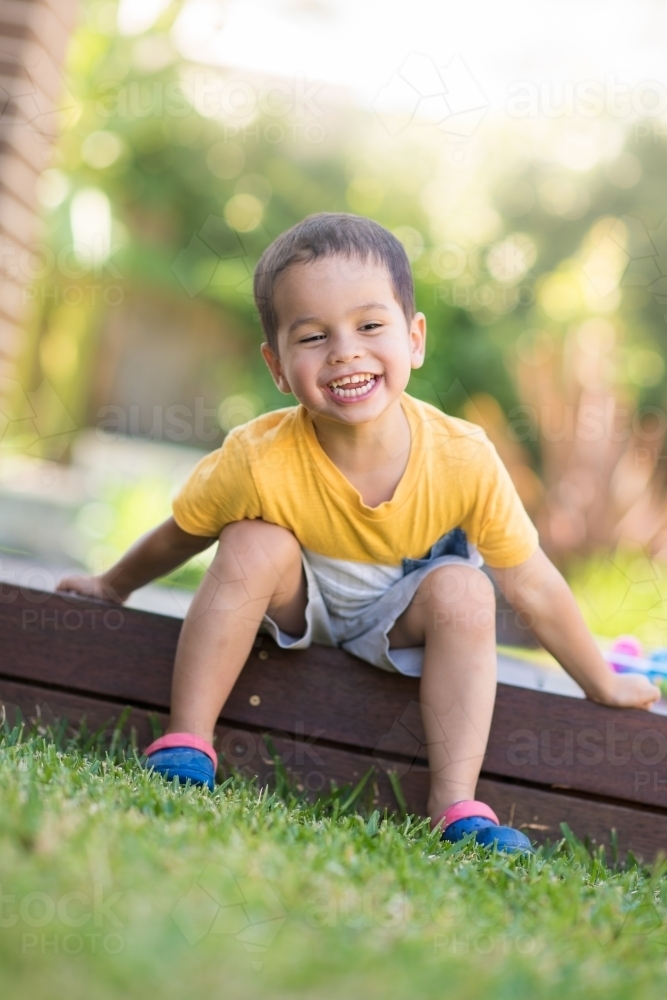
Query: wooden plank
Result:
<box><xmin>485</xmin><ymin>687</ymin><xmax>667</xmax><ymax>810</ymax></box>
<box><xmin>3</xmin><ymin>588</ymin><xmax>667</xmax><ymax>811</ymax></box>
<box><xmin>1</xmin><ymin>588</ymin><xmax>179</xmax><ymax>704</ymax></box>
<box><xmin>1</xmin><ymin>676</ymin><xmax>666</xmax><ymax>861</ymax></box>
<box><xmin>477</xmin><ymin>778</ymin><xmax>667</xmax><ymax>863</ymax></box>
<box><xmin>1</xmin><ymin>585</ymin><xmax>534</xmax><ymax>701</ymax></box>
<box><xmin>0</xmin><ymin>674</ymin><xmax>422</xmax><ymax>813</ymax></box>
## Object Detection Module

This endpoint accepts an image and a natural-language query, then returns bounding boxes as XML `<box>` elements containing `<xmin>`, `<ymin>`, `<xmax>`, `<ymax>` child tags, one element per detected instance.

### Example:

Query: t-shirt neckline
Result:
<box><xmin>297</xmin><ymin>393</ymin><xmax>421</xmax><ymax>520</ymax></box>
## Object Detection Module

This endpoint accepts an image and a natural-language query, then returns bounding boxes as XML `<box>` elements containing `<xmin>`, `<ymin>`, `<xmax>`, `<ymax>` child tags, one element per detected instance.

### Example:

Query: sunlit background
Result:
<box><xmin>4</xmin><ymin>0</ymin><xmax>667</xmax><ymax>640</ymax></box>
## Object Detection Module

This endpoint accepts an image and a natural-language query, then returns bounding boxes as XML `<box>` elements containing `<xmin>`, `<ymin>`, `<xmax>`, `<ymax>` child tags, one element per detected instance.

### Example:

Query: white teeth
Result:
<box><xmin>328</xmin><ymin>373</ymin><xmax>376</xmax><ymax>389</ymax></box>
<box><xmin>329</xmin><ymin>376</ymin><xmax>377</xmax><ymax>399</ymax></box>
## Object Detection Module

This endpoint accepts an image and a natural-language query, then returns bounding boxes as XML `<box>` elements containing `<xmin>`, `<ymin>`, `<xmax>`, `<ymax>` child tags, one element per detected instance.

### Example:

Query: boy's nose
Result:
<box><xmin>327</xmin><ymin>333</ymin><xmax>364</xmax><ymax>365</ymax></box>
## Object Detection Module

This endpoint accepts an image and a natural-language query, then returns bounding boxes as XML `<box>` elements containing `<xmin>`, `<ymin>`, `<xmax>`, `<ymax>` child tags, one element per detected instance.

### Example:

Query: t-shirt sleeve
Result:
<box><xmin>172</xmin><ymin>431</ymin><xmax>261</xmax><ymax>537</ymax></box>
<box><xmin>463</xmin><ymin>435</ymin><xmax>539</xmax><ymax>568</ymax></box>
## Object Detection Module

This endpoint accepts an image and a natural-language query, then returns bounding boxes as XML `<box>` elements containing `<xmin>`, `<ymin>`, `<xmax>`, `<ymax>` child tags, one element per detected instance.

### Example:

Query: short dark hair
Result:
<box><xmin>253</xmin><ymin>212</ymin><xmax>415</xmax><ymax>352</ymax></box>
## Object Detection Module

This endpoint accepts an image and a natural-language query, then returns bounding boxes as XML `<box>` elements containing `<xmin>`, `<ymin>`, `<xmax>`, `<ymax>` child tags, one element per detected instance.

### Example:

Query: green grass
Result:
<box><xmin>2</xmin><ymin>726</ymin><xmax>667</xmax><ymax>999</ymax></box>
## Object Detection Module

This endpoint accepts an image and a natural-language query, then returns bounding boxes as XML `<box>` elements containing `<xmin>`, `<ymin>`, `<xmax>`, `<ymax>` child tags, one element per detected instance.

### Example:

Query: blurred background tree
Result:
<box><xmin>4</xmin><ymin>0</ymin><xmax>667</xmax><ymax>639</ymax></box>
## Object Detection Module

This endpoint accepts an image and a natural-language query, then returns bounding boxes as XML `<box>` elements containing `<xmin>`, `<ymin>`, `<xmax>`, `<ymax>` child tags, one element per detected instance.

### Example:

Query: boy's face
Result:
<box><xmin>261</xmin><ymin>256</ymin><xmax>426</xmax><ymax>425</ymax></box>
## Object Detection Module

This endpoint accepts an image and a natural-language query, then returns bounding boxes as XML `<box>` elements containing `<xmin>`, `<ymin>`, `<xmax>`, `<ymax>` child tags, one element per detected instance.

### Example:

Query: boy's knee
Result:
<box><xmin>424</xmin><ymin>565</ymin><xmax>495</xmax><ymax>630</ymax></box>
<box><xmin>217</xmin><ymin>519</ymin><xmax>301</xmax><ymax>565</ymax></box>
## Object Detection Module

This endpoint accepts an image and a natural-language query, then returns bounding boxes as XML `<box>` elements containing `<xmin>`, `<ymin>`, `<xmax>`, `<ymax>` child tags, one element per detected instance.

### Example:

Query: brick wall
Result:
<box><xmin>0</xmin><ymin>0</ymin><xmax>79</xmax><ymax>388</ymax></box>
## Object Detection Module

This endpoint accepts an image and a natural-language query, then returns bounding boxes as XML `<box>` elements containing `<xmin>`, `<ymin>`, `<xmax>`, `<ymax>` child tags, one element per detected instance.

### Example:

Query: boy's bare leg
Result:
<box><xmin>167</xmin><ymin>519</ymin><xmax>307</xmax><ymax>742</ymax></box>
<box><xmin>387</xmin><ymin>565</ymin><xmax>497</xmax><ymax>824</ymax></box>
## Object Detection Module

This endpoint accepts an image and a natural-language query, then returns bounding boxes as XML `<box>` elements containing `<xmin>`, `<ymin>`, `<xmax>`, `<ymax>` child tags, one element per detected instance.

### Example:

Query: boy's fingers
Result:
<box><xmin>636</xmin><ymin>681</ymin><xmax>660</xmax><ymax>708</ymax></box>
<box><xmin>607</xmin><ymin>676</ymin><xmax>661</xmax><ymax>709</ymax></box>
<box><xmin>56</xmin><ymin>576</ymin><xmax>92</xmax><ymax>596</ymax></box>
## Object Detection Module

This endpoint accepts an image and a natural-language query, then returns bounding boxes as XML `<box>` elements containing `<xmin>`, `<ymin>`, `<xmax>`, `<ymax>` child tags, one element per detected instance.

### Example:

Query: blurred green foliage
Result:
<box><xmin>7</xmin><ymin>0</ymin><xmax>667</xmax><ymax>596</ymax></box>
<box><xmin>17</xmin><ymin>0</ymin><xmax>667</xmax><ymax>465</ymax></box>
<box><xmin>569</xmin><ymin>548</ymin><xmax>667</xmax><ymax>647</ymax></box>
<box><xmin>15</xmin><ymin>2</ymin><xmax>667</xmax><ymax>464</ymax></box>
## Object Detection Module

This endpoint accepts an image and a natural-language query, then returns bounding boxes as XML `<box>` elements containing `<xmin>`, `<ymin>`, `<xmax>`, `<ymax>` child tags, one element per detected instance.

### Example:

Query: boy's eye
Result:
<box><xmin>299</xmin><ymin>333</ymin><xmax>326</xmax><ymax>343</ymax></box>
<box><xmin>360</xmin><ymin>322</ymin><xmax>382</xmax><ymax>331</ymax></box>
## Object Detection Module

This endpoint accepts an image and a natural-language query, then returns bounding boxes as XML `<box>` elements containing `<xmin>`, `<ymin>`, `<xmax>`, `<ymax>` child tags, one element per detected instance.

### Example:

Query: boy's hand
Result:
<box><xmin>493</xmin><ymin>548</ymin><xmax>662</xmax><ymax>713</ymax></box>
<box><xmin>56</xmin><ymin>573</ymin><xmax>128</xmax><ymax>605</ymax></box>
<box><xmin>54</xmin><ymin>517</ymin><xmax>215</xmax><ymax>607</ymax></box>
<box><xmin>592</xmin><ymin>671</ymin><xmax>661</xmax><ymax>711</ymax></box>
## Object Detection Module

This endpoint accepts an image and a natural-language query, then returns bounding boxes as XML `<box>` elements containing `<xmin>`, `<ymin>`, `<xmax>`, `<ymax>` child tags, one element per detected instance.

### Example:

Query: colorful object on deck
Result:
<box><xmin>606</xmin><ymin>637</ymin><xmax>667</xmax><ymax>697</ymax></box>
<box><xmin>609</xmin><ymin>635</ymin><xmax>644</xmax><ymax>672</ymax></box>
<box><xmin>649</xmin><ymin>650</ymin><xmax>667</xmax><ymax>700</ymax></box>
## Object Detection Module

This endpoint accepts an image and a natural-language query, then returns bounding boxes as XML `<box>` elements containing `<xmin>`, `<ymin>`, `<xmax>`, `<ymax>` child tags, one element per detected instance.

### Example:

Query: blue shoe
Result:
<box><xmin>144</xmin><ymin>734</ymin><xmax>218</xmax><ymax>791</ymax></box>
<box><xmin>145</xmin><ymin>747</ymin><xmax>215</xmax><ymax>790</ymax></box>
<box><xmin>443</xmin><ymin>815</ymin><xmax>533</xmax><ymax>854</ymax></box>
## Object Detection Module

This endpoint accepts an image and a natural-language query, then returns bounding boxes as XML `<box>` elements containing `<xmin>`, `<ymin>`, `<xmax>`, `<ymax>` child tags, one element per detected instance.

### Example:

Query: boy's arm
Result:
<box><xmin>56</xmin><ymin>517</ymin><xmax>216</xmax><ymax>604</ymax></box>
<box><xmin>490</xmin><ymin>547</ymin><xmax>660</xmax><ymax>710</ymax></box>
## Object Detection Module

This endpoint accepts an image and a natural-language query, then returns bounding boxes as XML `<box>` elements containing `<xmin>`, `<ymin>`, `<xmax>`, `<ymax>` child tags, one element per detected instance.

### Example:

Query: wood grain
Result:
<box><xmin>2</xmin><ymin>675</ymin><xmax>666</xmax><ymax>860</ymax></box>
<box><xmin>3</xmin><ymin>588</ymin><xmax>667</xmax><ymax>810</ymax></box>
<box><xmin>476</xmin><ymin>778</ymin><xmax>667</xmax><ymax>863</ymax></box>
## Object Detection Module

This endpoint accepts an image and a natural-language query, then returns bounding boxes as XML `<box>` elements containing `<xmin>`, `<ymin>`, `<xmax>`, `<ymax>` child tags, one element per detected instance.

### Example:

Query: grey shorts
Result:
<box><xmin>260</xmin><ymin>533</ymin><xmax>485</xmax><ymax>678</ymax></box>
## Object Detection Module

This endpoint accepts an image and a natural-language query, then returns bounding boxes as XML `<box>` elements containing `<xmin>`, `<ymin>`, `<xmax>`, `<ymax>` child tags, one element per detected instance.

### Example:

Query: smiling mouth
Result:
<box><xmin>326</xmin><ymin>373</ymin><xmax>380</xmax><ymax>399</ymax></box>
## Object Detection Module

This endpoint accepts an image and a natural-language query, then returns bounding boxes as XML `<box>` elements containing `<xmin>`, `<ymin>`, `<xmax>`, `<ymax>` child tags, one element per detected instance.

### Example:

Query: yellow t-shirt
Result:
<box><xmin>172</xmin><ymin>393</ymin><xmax>538</xmax><ymax>570</ymax></box>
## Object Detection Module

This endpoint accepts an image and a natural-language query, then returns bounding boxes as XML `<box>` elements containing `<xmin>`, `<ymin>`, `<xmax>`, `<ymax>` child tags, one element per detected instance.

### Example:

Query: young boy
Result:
<box><xmin>58</xmin><ymin>213</ymin><xmax>660</xmax><ymax>853</ymax></box>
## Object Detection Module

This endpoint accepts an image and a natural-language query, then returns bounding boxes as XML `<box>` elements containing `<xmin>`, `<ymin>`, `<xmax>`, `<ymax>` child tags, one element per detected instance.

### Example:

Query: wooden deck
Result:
<box><xmin>2</xmin><ymin>585</ymin><xmax>667</xmax><ymax>860</ymax></box>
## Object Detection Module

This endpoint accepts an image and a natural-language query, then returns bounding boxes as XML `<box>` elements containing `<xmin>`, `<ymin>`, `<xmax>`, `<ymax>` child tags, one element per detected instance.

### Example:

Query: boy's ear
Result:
<box><xmin>261</xmin><ymin>342</ymin><xmax>292</xmax><ymax>394</ymax></box>
<box><xmin>409</xmin><ymin>312</ymin><xmax>427</xmax><ymax>370</ymax></box>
